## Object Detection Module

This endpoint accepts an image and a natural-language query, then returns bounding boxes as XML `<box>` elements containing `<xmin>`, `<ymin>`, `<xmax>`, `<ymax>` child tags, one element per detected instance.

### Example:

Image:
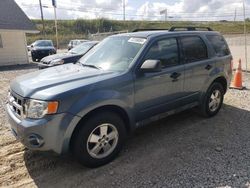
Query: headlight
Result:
<box><xmin>25</xmin><ymin>99</ymin><xmax>58</xmax><ymax>119</ymax></box>
<box><xmin>50</xmin><ymin>59</ymin><xmax>64</xmax><ymax>65</ymax></box>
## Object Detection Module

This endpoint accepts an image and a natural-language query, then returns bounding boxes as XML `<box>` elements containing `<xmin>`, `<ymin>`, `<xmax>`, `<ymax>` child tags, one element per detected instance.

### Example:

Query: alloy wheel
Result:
<box><xmin>208</xmin><ymin>89</ymin><xmax>222</xmax><ymax>112</ymax></box>
<box><xmin>87</xmin><ymin>123</ymin><xmax>119</xmax><ymax>159</ymax></box>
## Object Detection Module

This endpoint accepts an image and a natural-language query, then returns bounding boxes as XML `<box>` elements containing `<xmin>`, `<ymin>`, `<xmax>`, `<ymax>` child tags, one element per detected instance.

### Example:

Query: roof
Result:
<box><xmin>119</xmin><ymin>30</ymin><xmax>168</xmax><ymax>38</ymax></box>
<box><xmin>117</xmin><ymin>30</ymin><xmax>220</xmax><ymax>39</ymax></box>
<box><xmin>0</xmin><ymin>0</ymin><xmax>38</xmax><ymax>33</ymax></box>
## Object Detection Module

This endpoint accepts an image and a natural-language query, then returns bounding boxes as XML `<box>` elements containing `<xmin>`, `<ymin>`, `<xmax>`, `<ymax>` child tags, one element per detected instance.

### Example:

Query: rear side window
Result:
<box><xmin>180</xmin><ymin>36</ymin><xmax>208</xmax><ymax>63</ymax></box>
<box><xmin>206</xmin><ymin>35</ymin><xmax>230</xmax><ymax>57</ymax></box>
<box><xmin>144</xmin><ymin>38</ymin><xmax>179</xmax><ymax>68</ymax></box>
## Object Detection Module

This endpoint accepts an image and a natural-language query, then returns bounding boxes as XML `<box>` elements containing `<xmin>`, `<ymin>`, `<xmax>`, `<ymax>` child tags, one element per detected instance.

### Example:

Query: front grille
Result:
<box><xmin>8</xmin><ymin>91</ymin><xmax>25</xmax><ymax>119</ymax></box>
<box><xmin>37</xmin><ymin>50</ymin><xmax>50</xmax><ymax>56</ymax></box>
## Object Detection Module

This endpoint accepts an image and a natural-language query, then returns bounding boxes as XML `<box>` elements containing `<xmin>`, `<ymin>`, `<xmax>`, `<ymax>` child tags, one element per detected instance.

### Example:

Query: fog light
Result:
<box><xmin>27</xmin><ymin>134</ymin><xmax>44</xmax><ymax>148</ymax></box>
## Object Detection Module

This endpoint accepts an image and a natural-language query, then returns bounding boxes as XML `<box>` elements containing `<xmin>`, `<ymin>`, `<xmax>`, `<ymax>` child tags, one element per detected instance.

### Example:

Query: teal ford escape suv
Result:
<box><xmin>6</xmin><ymin>27</ymin><xmax>232</xmax><ymax>167</ymax></box>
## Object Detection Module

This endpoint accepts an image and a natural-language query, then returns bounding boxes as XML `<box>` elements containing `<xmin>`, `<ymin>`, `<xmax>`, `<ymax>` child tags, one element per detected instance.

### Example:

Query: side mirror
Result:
<box><xmin>140</xmin><ymin>59</ymin><xmax>162</xmax><ymax>73</ymax></box>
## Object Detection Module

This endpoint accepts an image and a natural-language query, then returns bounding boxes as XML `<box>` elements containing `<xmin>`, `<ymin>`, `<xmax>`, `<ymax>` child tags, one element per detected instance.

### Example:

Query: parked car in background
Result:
<box><xmin>38</xmin><ymin>41</ymin><xmax>98</xmax><ymax>69</ymax></box>
<box><xmin>6</xmin><ymin>27</ymin><xmax>232</xmax><ymax>168</ymax></box>
<box><xmin>30</xmin><ymin>40</ymin><xmax>56</xmax><ymax>62</ymax></box>
<box><xmin>27</xmin><ymin>44</ymin><xmax>33</xmax><ymax>51</ymax></box>
<box><xmin>68</xmin><ymin>39</ymin><xmax>89</xmax><ymax>50</ymax></box>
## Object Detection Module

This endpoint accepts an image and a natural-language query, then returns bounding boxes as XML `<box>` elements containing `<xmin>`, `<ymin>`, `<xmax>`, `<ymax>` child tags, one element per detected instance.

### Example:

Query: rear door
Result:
<box><xmin>134</xmin><ymin>37</ymin><xmax>185</xmax><ymax>121</ymax></box>
<box><xmin>180</xmin><ymin>35</ymin><xmax>214</xmax><ymax>104</ymax></box>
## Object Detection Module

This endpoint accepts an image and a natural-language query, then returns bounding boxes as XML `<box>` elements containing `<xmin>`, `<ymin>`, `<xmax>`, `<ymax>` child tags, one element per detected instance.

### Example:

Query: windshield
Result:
<box><xmin>34</xmin><ymin>41</ymin><xmax>53</xmax><ymax>47</ymax></box>
<box><xmin>69</xmin><ymin>42</ymin><xmax>96</xmax><ymax>54</ymax></box>
<box><xmin>79</xmin><ymin>36</ymin><xmax>146</xmax><ymax>71</ymax></box>
<box><xmin>72</xmin><ymin>41</ymin><xmax>79</xmax><ymax>45</ymax></box>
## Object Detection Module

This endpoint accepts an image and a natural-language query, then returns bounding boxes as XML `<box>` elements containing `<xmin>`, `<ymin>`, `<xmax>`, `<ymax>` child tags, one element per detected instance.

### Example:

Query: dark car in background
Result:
<box><xmin>30</xmin><ymin>40</ymin><xmax>56</xmax><ymax>62</ymax></box>
<box><xmin>68</xmin><ymin>39</ymin><xmax>89</xmax><ymax>50</ymax></box>
<box><xmin>38</xmin><ymin>41</ymin><xmax>98</xmax><ymax>69</ymax></box>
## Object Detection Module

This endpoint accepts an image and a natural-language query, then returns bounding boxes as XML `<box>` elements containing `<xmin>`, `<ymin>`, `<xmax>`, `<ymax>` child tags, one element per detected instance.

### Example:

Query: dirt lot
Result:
<box><xmin>0</xmin><ymin>65</ymin><xmax>250</xmax><ymax>188</ymax></box>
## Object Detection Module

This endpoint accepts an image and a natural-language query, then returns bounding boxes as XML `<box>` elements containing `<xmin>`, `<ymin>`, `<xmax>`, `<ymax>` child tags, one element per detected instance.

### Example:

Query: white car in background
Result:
<box><xmin>68</xmin><ymin>39</ymin><xmax>89</xmax><ymax>50</ymax></box>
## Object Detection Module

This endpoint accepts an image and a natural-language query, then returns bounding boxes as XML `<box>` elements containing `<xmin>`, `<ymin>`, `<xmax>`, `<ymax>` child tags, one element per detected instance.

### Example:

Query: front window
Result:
<box><xmin>69</xmin><ymin>42</ymin><xmax>95</xmax><ymax>54</ymax></box>
<box><xmin>144</xmin><ymin>38</ymin><xmax>179</xmax><ymax>68</ymax></box>
<box><xmin>34</xmin><ymin>41</ymin><xmax>53</xmax><ymax>47</ymax></box>
<box><xmin>79</xmin><ymin>36</ymin><xmax>146</xmax><ymax>71</ymax></box>
<box><xmin>73</xmin><ymin>41</ymin><xmax>79</xmax><ymax>46</ymax></box>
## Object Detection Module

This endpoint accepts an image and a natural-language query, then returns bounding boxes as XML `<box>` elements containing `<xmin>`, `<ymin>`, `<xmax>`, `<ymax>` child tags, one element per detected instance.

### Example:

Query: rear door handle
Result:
<box><xmin>170</xmin><ymin>72</ymin><xmax>181</xmax><ymax>81</ymax></box>
<box><xmin>205</xmin><ymin>64</ymin><xmax>212</xmax><ymax>70</ymax></box>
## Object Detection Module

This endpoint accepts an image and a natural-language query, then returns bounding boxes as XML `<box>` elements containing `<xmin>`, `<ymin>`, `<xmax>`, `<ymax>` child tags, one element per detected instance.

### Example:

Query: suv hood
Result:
<box><xmin>41</xmin><ymin>53</ymin><xmax>76</xmax><ymax>63</ymax></box>
<box><xmin>11</xmin><ymin>63</ymin><xmax>119</xmax><ymax>99</ymax></box>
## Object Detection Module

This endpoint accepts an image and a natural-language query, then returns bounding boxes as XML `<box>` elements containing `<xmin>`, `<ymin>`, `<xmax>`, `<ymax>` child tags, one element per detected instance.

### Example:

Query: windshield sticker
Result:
<box><xmin>128</xmin><ymin>38</ymin><xmax>146</xmax><ymax>44</ymax></box>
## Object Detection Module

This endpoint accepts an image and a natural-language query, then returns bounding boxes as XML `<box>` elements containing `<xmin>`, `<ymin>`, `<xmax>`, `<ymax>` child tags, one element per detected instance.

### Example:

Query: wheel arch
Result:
<box><xmin>211</xmin><ymin>76</ymin><xmax>228</xmax><ymax>94</ymax></box>
<box><xmin>68</xmin><ymin>105</ymin><xmax>134</xmax><ymax>152</ymax></box>
<box><xmin>200</xmin><ymin>75</ymin><xmax>228</xmax><ymax>104</ymax></box>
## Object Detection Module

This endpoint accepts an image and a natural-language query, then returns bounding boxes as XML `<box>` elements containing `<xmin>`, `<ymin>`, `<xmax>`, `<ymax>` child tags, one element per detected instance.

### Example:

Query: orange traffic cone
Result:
<box><xmin>230</xmin><ymin>59</ymin><xmax>244</xmax><ymax>90</ymax></box>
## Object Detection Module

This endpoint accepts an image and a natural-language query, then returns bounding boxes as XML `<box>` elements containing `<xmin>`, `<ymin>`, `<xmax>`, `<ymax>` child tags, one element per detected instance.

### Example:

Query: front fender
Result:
<box><xmin>69</xmin><ymin>89</ymin><xmax>134</xmax><ymax>117</ymax></box>
<box><xmin>61</xmin><ymin>90</ymin><xmax>135</xmax><ymax>153</ymax></box>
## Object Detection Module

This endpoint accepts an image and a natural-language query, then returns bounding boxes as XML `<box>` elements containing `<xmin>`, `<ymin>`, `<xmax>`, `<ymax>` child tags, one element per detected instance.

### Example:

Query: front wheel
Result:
<box><xmin>31</xmin><ymin>55</ymin><xmax>36</xmax><ymax>62</ymax></box>
<box><xmin>72</xmin><ymin>112</ymin><xmax>126</xmax><ymax>168</ymax></box>
<box><xmin>199</xmin><ymin>82</ymin><xmax>224</xmax><ymax>117</ymax></box>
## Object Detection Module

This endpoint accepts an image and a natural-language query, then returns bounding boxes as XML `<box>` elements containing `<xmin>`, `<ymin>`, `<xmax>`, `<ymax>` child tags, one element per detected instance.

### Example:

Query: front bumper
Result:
<box><xmin>31</xmin><ymin>50</ymin><xmax>56</xmax><ymax>60</ymax></box>
<box><xmin>6</xmin><ymin>103</ymin><xmax>77</xmax><ymax>154</ymax></box>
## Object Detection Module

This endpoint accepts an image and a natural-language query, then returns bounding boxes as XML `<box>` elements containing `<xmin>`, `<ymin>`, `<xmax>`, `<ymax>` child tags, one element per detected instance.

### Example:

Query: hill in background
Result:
<box><xmin>27</xmin><ymin>19</ymin><xmax>250</xmax><ymax>48</ymax></box>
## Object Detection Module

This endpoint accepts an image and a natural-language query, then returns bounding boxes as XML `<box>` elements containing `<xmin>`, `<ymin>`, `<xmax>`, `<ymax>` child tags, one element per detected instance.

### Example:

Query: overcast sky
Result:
<box><xmin>15</xmin><ymin>0</ymin><xmax>249</xmax><ymax>21</ymax></box>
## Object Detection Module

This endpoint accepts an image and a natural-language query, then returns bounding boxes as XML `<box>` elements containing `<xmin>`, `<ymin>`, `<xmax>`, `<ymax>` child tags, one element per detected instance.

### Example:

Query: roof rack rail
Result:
<box><xmin>132</xmin><ymin>28</ymin><xmax>168</xmax><ymax>32</ymax></box>
<box><xmin>169</xmin><ymin>26</ymin><xmax>213</xmax><ymax>32</ymax></box>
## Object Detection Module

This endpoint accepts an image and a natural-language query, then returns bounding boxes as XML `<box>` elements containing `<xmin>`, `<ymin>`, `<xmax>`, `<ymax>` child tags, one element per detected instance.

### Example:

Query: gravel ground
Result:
<box><xmin>0</xmin><ymin>65</ymin><xmax>250</xmax><ymax>188</ymax></box>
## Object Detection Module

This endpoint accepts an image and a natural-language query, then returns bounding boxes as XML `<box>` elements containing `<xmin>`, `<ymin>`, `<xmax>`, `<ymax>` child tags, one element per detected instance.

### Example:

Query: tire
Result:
<box><xmin>31</xmin><ymin>55</ymin><xmax>36</xmax><ymax>62</ymax></box>
<box><xmin>72</xmin><ymin>111</ymin><xmax>126</xmax><ymax>168</ymax></box>
<box><xmin>199</xmin><ymin>82</ymin><xmax>224</xmax><ymax>117</ymax></box>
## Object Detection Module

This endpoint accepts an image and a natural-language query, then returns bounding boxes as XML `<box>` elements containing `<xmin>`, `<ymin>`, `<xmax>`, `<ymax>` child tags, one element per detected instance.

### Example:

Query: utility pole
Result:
<box><xmin>234</xmin><ymin>8</ymin><xmax>237</xmax><ymax>22</ymax></box>
<box><xmin>39</xmin><ymin>0</ymin><xmax>45</xmax><ymax>38</ymax></box>
<box><xmin>243</xmin><ymin>0</ymin><xmax>248</xmax><ymax>71</ymax></box>
<box><xmin>123</xmin><ymin>0</ymin><xmax>125</xmax><ymax>21</ymax></box>
<box><xmin>165</xmin><ymin>9</ymin><xmax>168</xmax><ymax>21</ymax></box>
<box><xmin>52</xmin><ymin>0</ymin><xmax>59</xmax><ymax>49</ymax></box>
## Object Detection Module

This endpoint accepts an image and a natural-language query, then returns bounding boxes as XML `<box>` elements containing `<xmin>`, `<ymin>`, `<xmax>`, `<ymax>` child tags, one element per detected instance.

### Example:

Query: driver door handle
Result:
<box><xmin>170</xmin><ymin>72</ymin><xmax>181</xmax><ymax>81</ymax></box>
<box><xmin>205</xmin><ymin>64</ymin><xmax>212</xmax><ymax>70</ymax></box>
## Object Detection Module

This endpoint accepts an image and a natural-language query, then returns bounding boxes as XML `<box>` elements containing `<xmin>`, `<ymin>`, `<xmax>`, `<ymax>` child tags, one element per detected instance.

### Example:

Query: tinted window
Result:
<box><xmin>181</xmin><ymin>36</ymin><xmax>208</xmax><ymax>63</ymax></box>
<box><xmin>145</xmin><ymin>38</ymin><xmax>179</xmax><ymax>68</ymax></box>
<box><xmin>207</xmin><ymin>35</ymin><xmax>230</xmax><ymax>57</ymax></box>
<box><xmin>34</xmin><ymin>41</ymin><xmax>53</xmax><ymax>47</ymax></box>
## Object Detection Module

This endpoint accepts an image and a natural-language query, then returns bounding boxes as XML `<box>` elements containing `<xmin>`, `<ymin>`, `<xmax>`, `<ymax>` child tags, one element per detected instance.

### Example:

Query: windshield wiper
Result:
<box><xmin>81</xmin><ymin>64</ymin><xmax>102</xmax><ymax>70</ymax></box>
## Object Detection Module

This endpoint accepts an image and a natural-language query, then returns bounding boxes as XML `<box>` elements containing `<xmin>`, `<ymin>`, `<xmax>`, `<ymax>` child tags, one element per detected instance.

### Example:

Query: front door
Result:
<box><xmin>134</xmin><ymin>37</ymin><xmax>185</xmax><ymax>121</ymax></box>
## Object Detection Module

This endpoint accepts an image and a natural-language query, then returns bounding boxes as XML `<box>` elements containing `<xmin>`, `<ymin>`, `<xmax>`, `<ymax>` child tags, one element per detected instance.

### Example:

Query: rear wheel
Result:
<box><xmin>72</xmin><ymin>112</ymin><xmax>126</xmax><ymax>168</ymax></box>
<box><xmin>199</xmin><ymin>82</ymin><xmax>224</xmax><ymax>117</ymax></box>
